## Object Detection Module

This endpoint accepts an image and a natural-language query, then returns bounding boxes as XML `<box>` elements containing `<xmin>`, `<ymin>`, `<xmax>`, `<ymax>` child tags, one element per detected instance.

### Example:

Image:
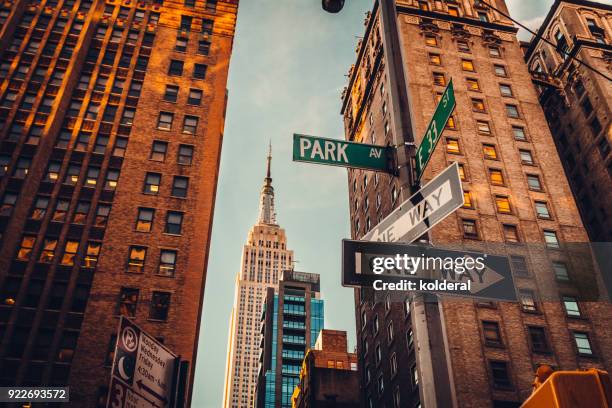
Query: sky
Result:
<box><xmin>192</xmin><ymin>1</ymin><xmax>556</xmax><ymax>406</ymax></box>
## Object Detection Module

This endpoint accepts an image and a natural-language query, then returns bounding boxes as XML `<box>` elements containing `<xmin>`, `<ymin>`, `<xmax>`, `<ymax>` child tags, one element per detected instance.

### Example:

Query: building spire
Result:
<box><xmin>258</xmin><ymin>142</ymin><xmax>277</xmax><ymax>225</ymax></box>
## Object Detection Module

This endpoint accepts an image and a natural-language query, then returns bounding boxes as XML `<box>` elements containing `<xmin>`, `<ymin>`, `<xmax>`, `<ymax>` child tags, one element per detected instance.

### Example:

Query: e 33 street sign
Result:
<box><xmin>293</xmin><ymin>133</ymin><xmax>392</xmax><ymax>173</ymax></box>
<box><xmin>415</xmin><ymin>79</ymin><xmax>456</xmax><ymax>182</ymax></box>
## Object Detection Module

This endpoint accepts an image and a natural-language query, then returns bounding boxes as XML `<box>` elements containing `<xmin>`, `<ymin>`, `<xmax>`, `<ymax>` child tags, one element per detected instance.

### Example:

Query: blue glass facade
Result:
<box><xmin>263</xmin><ymin>295</ymin><xmax>279</xmax><ymax>408</ymax></box>
<box><xmin>310</xmin><ymin>299</ymin><xmax>324</xmax><ymax>344</ymax></box>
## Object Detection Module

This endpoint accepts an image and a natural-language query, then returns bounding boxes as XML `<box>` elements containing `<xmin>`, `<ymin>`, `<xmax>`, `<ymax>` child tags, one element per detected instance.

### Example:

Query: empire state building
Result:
<box><xmin>222</xmin><ymin>146</ymin><xmax>293</xmax><ymax>408</ymax></box>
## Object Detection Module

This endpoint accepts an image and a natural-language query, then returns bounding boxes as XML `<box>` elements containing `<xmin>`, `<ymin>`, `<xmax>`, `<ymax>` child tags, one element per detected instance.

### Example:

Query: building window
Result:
<box><xmin>136</xmin><ymin>208</ymin><xmax>155</xmax><ymax>232</ymax></box>
<box><xmin>113</xmin><ymin>137</ymin><xmax>128</xmax><ymax>157</ymax></box>
<box><xmin>478</xmin><ymin>11</ymin><xmax>489</xmax><ymax>22</ymax></box>
<box><xmin>495</xmin><ymin>196</ymin><xmax>511</xmax><ymax>213</ymax></box>
<box><xmin>175</xmin><ymin>36</ymin><xmax>188</xmax><ymax>52</ymax></box>
<box><xmin>117</xmin><ymin>287</ymin><xmax>139</xmax><ymax>317</ymax></box>
<box><xmin>457</xmin><ymin>163</ymin><xmax>467</xmax><ymax>181</ymax></box>
<box><xmin>126</xmin><ymin>246</ymin><xmax>147</xmax><ymax>273</ymax></box>
<box><xmin>519</xmin><ymin>289</ymin><xmax>537</xmax><ymax>312</ymax></box>
<box><xmin>198</xmin><ymin>40</ymin><xmax>211</xmax><ymax>55</ymax></box>
<box><xmin>64</xmin><ymin>164</ymin><xmax>80</xmax><ymax>185</ymax></box>
<box><xmin>29</xmin><ymin>196</ymin><xmax>50</xmax><ymax>220</ymax></box>
<box><xmin>476</xmin><ymin>120</ymin><xmax>491</xmax><ymax>134</ymax></box>
<box><xmin>164</xmin><ymin>85</ymin><xmax>179</xmax><ymax>102</ymax></box>
<box><xmin>373</xmin><ymin>314</ymin><xmax>379</xmax><ymax>335</ymax></box>
<box><xmin>433</xmin><ymin>72</ymin><xmax>446</xmax><ymax>86</ymax></box>
<box><xmin>39</xmin><ymin>238</ymin><xmax>58</xmax><ymax>263</ymax></box>
<box><xmin>429</xmin><ymin>53</ymin><xmax>441</xmax><ymax>65</ymax></box>
<box><xmin>165</xmin><ymin>211</ymin><xmax>184</xmax><ymax>235</ymax></box>
<box><xmin>73</xmin><ymin>201</ymin><xmax>90</xmax><ymax>224</ymax></box>
<box><xmin>512</xmin><ymin>126</ymin><xmax>527</xmax><ymax>141</ymax></box>
<box><xmin>489</xmin><ymin>46</ymin><xmax>501</xmax><ymax>57</ymax></box>
<box><xmin>171</xmin><ymin>176</ymin><xmax>189</xmax><ymax>198</ymax></box>
<box><xmin>85</xmin><ymin>167</ymin><xmax>99</xmax><ymax>187</ymax></box>
<box><xmin>0</xmin><ymin>193</ymin><xmax>18</xmax><ymax>217</ymax></box>
<box><xmin>158</xmin><ymin>250</ymin><xmax>177</xmax><ymax>276</ymax></box>
<box><xmin>573</xmin><ymin>332</ymin><xmax>593</xmax><ymax>356</ymax></box>
<box><xmin>472</xmin><ymin>98</ymin><xmax>486</xmax><ymax>112</ymax></box>
<box><xmin>510</xmin><ymin>255</ymin><xmax>528</xmax><ymax>276</ymax></box>
<box><xmin>483</xmin><ymin>321</ymin><xmax>502</xmax><ymax>346</ymax></box>
<box><xmin>467</xmin><ymin>78</ymin><xmax>481</xmax><ymax>91</ymax></box>
<box><xmin>483</xmin><ymin>144</ymin><xmax>498</xmax><ymax>160</ymax></box>
<box><xmin>489</xmin><ymin>168</ymin><xmax>504</xmax><ymax>185</ymax></box>
<box><xmin>202</xmin><ymin>18</ymin><xmax>214</xmax><ymax>35</ymax></box>
<box><xmin>461</xmin><ymin>59</ymin><xmax>475</xmax><ymax>71</ymax></box>
<box><xmin>505</xmin><ymin>104</ymin><xmax>519</xmax><ymax>118</ymax></box>
<box><xmin>528</xmin><ymin>326</ymin><xmax>550</xmax><ymax>353</ymax></box>
<box><xmin>377</xmin><ymin>375</ymin><xmax>384</xmax><ymax>394</ymax></box>
<box><xmin>457</xmin><ymin>40</ymin><xmax>470</xmax><ymax>52</ymax></box>
<box><xmin>150</xmin><ymin>291</ymin><xmax>171</xmax><ymax>321</ymax></box>
<box><xmin>494</xmin><ymin>64</ymin><xmax>507</xmax><ymax>77</ymax></box>
<box><xmin>193</xmin><ymin>63</ymin><xmax>207</xmax><ymax>79</ymax></box>
<box><xmin>519</xmin><ymin>149</ymin><xmax>534</xmax><ymax>165</ymax></box>
<box><xmin>407</xmin><ymin>329</ymin><xmax>414</xmax><ymax>349</ymax></box>
<box><xmin>17</xmin><ymin>235</ymin><xmax>37</xmax><ymax>261</ymax></box>
<box><xmin>95</xmin><ymin>204</ymin><xmax>111</xmax><ymax>227</ymax></box>
<box><xmin>84</xmin><ymin>242</ymin><xmax>101</xmax><ymax>268</ymax></box>
<box><xmin>75</xmin><ymin>133</ymin><xmax>91</xmax><ymax>151</ymax></box>
<box><xmin>52</xmin><ymin>200</ymin><xmax>70</xmax><ymax>222</ymax></box>
<box><xmin>503</xmin><ymin>224</ymin><xmax>519</xmax><ymax>243</ymax></box>
<box><xmin>463</xmin><ymin>191</ymin><xmax>473</xmax><ymax>209</ymax></box>
<box><xmin>61</xmin><ymin>241</ymin><xmax>79</xmax><ymax>265</ymax></box>
<box><xmin>553</xmin><ymin>262</ymin><xmax>569</xmax><ymax>281</ymax></box>
<box><xmin>390</xmin><ymin>353</ymin><xmax>397</xmax><ymax>377</ymax></box>
<box><xmin>535</xmin><ymin>201</ymin><xmax>551</xmax><ymax>219</ymax></box>
<box><xmin>424</xmin><ymin>34</ymin><xmax>438</xmax><ymax>47</ymax></box>
<box><xmin>157</xmin><ymin>112</ymin><xmax>174</xmax><ymax>130</ymax></box>
<box><xmin>563</xmin><ymin>296</ymin><xmax>580</xmax><ymax>317</ymax></box>
<box><xmin>387</xmin><ymin>321</ymin><xmax>394</xmax><ymax>342</ymax></box>
<box><xmin>418</xmin><ymin>0</ymin><xmax>429</xmax><ymax>11</ymax></box>
<box><xmin>448</xmin><ymin>5</ymin><xmax>460</xmax><ymax>16</ymax></box>
<box><xmin>178</xmin><ymin>145</ymin><xmax>194</xmax><ymax>165</ymax></box>
<box><xmin>462</xmin><ymin>219</ymin><xmax>478</xmax><ymax>238</ymax></box>
<box><xmin>143</xmin><ymin>172</ymin><xmax>161</xmax><ymax>195</ymax></box>
<box><xmin>188</xmin><ymin>88</ymin><xmax>203</xmax><ymax>105</ymax></box>
<box><xmin>104</xmin><ymin>169</ymin><xmax>119</xmax><ymax>191</ymax></box>
<box><xmin>543</xmin><ymin>230</ymin><xmax>559</xmax><ymax>248</ymax></box>
<box><xmin>168</xmin><ymin>59</ymin><xmax>184</xmax><ymax>76</ymax></box>
<box><xmin>490</xmin><ymin>361</ymin><xmax>512</xmax><ymax>388</ymax></box>
<box><xmin>446</xmin><ymin>138</ymin><xmax>460</xmax><ymax>154</ymax></box>
<box><xmin>412</xmin><ymin>365</ymin><xmax>419</xmax><ymax>386</ymax></box>
<box><xmin>500</xmin><ymin>84</ymin><xmax>513</xmax><ymax>97</ymax></box>
<box><xmin>182</xmin><ymin>115</ymin><xmax>199</xmax><ymax>134</ymax></box>
<box><xmin>150</xmin><ymin>141</ymin><xmax>168</xmax><ymax>162</ymax></box>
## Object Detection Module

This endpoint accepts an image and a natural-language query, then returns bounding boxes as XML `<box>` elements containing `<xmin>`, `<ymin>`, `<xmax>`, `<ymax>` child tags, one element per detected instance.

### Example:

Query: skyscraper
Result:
<box><xmin>255</xmin><ymin>270</ymin><xmax>324</xmax><ymax>408</ymax></box>
<box><xmin>523</xmin><ymin>0</ymin><xmax>611</xmax><ymax>242</ymax></box>
<box><xmin>223</xmin><ymin>147</ymin><xmax>294</xmax><ymax>408</ymax></box>
<box><xmin>0</xmin><ymin>0</ymin><xmax>238</xmax><ymax>405</ymax></box>
<box><xmin>341</xmin><ymin>1</ymin><xmax>612</xmax><ymax>407</ymax></box>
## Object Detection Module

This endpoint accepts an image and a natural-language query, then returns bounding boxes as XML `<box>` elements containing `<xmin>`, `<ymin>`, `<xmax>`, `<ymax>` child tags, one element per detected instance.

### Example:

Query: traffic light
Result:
<box><xmin>322</xmin><ymin>0</ymin><xmax>345</xmax><ymax>13</ymax></box>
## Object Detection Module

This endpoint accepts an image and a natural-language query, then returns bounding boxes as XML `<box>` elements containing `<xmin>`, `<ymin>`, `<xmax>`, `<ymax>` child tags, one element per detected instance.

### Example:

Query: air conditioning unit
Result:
<box><xmin>201</xmin><ymin>33</ymin><xmax>210</xmax><ymax>41</ymax></box>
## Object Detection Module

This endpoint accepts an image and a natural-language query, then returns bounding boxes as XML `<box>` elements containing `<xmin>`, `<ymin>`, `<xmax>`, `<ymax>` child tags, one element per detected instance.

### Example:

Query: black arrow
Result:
<box><xmin>136</xmin><ymin>379</ymin><xmax>168</xmax><ymax>404</ymax></box>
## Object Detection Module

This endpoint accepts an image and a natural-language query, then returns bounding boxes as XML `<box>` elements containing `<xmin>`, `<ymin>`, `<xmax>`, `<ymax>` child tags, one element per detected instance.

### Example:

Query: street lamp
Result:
<box><xmin>322</xmin><ymin>0</ymin><xmax>344</xmax><ymax>13</ymax></box>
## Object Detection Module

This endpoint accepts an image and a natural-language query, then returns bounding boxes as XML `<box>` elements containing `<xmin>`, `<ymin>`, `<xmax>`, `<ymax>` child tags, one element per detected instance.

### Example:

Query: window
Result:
<box><xmin>373</xmin><ymin>315</ymin><xmax>379</xmax><ymax>335</ymax></box>
<box><xmin>573</xmin><ymin>332</ymin><xmax>592</xmax><ymax>355</ymax></box>
<box><xmin>120</xmin><ymin>108</ymin><xmax>135</xmax><ymax>125</ymax></box>
<box><xmin>182</xmin><ymin>115</ymin><xmax>199</xmax><ymax>134</ymax></box>
<box><xmin>171</xmin><ymin>176</ymin><xmax>189</xmax><ymax>198</ymax></box>
<box><xmin>462</xmin><ymin>219</ymin><xmax>478</xmax><ymax>238</ymax></box>
<box><xmin>43</xmin><ymin>161</ymin><xmax>61</xmax><ymax>183</ymax></box>
<box><xmin>165</xmin><ymin>211</ymin><xmax>183</xmax><ymax>235</ymax></box>
<box><xmin>478</xmin><ymin>11</ymin><xmax>489</xmax><ymax>22</ymax></box>
<box><xmin>543</xmin><ymin>230</ymin><xmax>559</xmax><ymax>248</ymax></box>
<box><xmin>495</xmin><ymin>196</ymin><xmax>511</xmax><ymax>213</ymax></box>
<box><xmin>503</xmin><ymin>225</ymin><xmax>519</xmax><ymax>243</ymax></box>
<box><xmin>483</xmin><ymin>144</ymin><xmax>498</xmax><ymax>160</ymax></box>
<box><xmin>510</xmin><ymin>255</ymin><xmax>528</xmax><ymax>276</ymax></box>
<box><xmin>180</xmin><ymin>15</ymin><xmax>192</xmax><ymax>31</ymax></box>
<box><xmin>198</xmin><ymin>40</ymin><xmax>211</xmax><ymax>55</ymax></box>
<box><xmin>85</xmin><ymin>103</ymin><xmax>100</xmax><ymax>120</ymax></box>
<box><xmin>193</xmin><ymin>64</ymin><xmax>207</xmax><ymax>79</ymax></box>
<box><xmin>490</xmin><ymin>361</ymin><xmax>512</xmax><ymax>388</ymax></box>
<box><xmin>178</xmin><ymin>145</ymin><xmax>194</xmax><ymax>165</ymax></box>
<box><xmin>505</xmin><ymin>104</ymin><xmax>519</xmax><ymax>118</ymax></box>
<box><xmin>164</xmin><ymin>85</ymin><xmax>179</xmax><ymax>102</ymax></box>
<box><xmin>519</xmin><ymin>289</ymin><xmax>537</xmax><ymax>312</ymax></box>
<box><xmin>113</xmin><ymin>137</ymin><xmax>128</xmax><ymax>157</ymax></box>
<box><xmin>476</xmin><ymin>120</ymin><xmax>491</xmax><ymax>134</ymax></box>
<box><xmin>412</xmin><ymin>365</ymin><xmax>419</xmax><ymax>386</ymax></box>
<box><xmin>17</xmin><ymin>235</ymin><xmax>36</xmax><ymax>260</ymax></box>
<box><xmin>75</xmin><ymin>132</ymin><xmax>91</xmax><ymax>151</ymax></box>
<box><xmin>61</xmin><ymin>241</ymin><xmax>79</xmax><ymax>265</ymax></box>
<box><xmin>52</xmin><ymin>200</ymin><xmax>70</xmax><ymax>222</ymax></box>
<box><xmin>472</xmin><ymin>98</ymin><xmax>486</xmax><ymax>112</ymax></box>
<box><xmin>553</xmin><ymin>262</ymin><xmax>569</xmax><ymax>281</ymax></box>
<box><xmin>188</xmin><ymin>89</ymin><xmax>202</xmax><ymax>105</ymax></box>
<box><xmin>494</xmin><ymin>64</ymin><xmax>507</xmax><ymax>77</ymax></box>
<box><xmin>83</xmin><ymin>242</ymin><xmax>101</xmax><ymax>268</ymax></box>
<box><xmin>457</xmin><ymin>40</ymin><xmax>470</xmax><ymax>52</ymax></box>
<box><xmin>13</xmin><ymin>157</ymin><xmax>31</xmax><ymax>179</ymax></box>
<box><xmin>387</xmin><ymin>321</ymin><xmax>394</xmax><ymax>342</ymax></box>
<box><xmin>168</xmin><ymin>60</ymin><xmax>184</xmax><ymax>76</ymax></box>
<box><xmin>466</xmin><ymin>78</ymin><xmax>481</xmax><ymax>91</ymax></box>
<box><xmin>64</xmin><ymin>164</ymin><xmax>81</xmax><ymax>185</ymax></box>
<box><xmin>429</xmin><ymin>53</ymin><xmax>441</xmax><ymax>65</ymax></box>
<box><xmin>489</xmin><ymin>46</ymin><xmax>501</xmax><ymax>57</ymax></box>
<box><xmin>56</xmin><ymin>131</ymin><xmax>71</xmax><ymax>149</ymax></box>
<box><xmin>483</xmin><ymin>321</ymin><xmax>502</xmax><ymax>346</ymax></box>
<box><xmin>158</xmin><ymin>250</ymin><xmax>177</xmax><ymax>276</ymax></box>
<box><xmin>185</xmin><ymin>0</ymin><xmax>195</xmax><ymax>6</ymax></box>
<box><xmin>424</xmin><ymin>34</ymin><xmax>438</xmax><ymax>47</ymax></box>
<box><xmin>433</xmin><ymin>72</ymin><xmax>446</xmax><ymax>86</ymax></box>
<box><xmin>535</xmin><ymin>201</ymin><xmax>551</xmax><ymax>219</ymax></box>
<box><xmin>175</xmin><ymin>36</ymin><xmax>187</xmax><ymax>52</ymax></box>
<box><xmin>390</xmin><ymin>353</ymin><xmax>397</xmax><ymax>376</ymax></box>
<box><xmin>519</xmin><ymin>150</ymin><xmax>534</xmax><ymax>165</ymax></box>
<box><xmin>95</xmin><ymin>204</ymin><xmax>111</xmax><ymax>227</ymax></box>
<box><xmin>202</xmin><ymin>18</ymin><xmax>214</xmax><ymax>35</ymax></box>
<box><xmin>407</xmin><ymin>329</ymin><xmax>414</xmax><ymax>348</ymax></box>
<box><xmin>73</xmin><ymin>201</ymin><xmax>90</xmax><ymax>224</ymax></box>
<box><xmin>150</xmin><ymin>292</ymin><xmax>171</xmax><ymax>321</ymax></box>
<box><xmin>500</xmin><ymin>84</ymin><xmax>513</xmax><ymax>97</ymax></box>
<box><xmin>157</xmin><ymin>112</ymin><xmax>174</xmax><ymax>130</ymax></box>
<box><xmin>418</xmin><ymin>1</ymin><xmax>429</xmax><ymax>11</ymax></box>
<box><xmin>463</xmin><ymin>191</ymin><xmax>473</xmax><ymax>209</ymax></box>
<box><xmin>136</xmin><ymin>208</ymin><xmax>154</xmax><ymax>232</ymax></box>
<box><xmin>461</xmin><ymin>59</ymin><xmax>475</xmax><ymax>71</ymax></box>
<box><xmin>528</xmin><ymin>327</ymin><xmax>549</xmax><ymax>353</ymax></box>
<box><xmin>150</xmin><ymin>141</ymin><xmax>168</xmax><ymax>162</ymax></box>
<box><xmin>446</xmin><ymin>138</ymin><xmax>460</xmax><ymax>154</ymax></box>
<box><xmin>39</xmin><ymin>238</ymin><xmax>58</xmax><ymax>263</ymax></box>
<box><xmin>144</xmin><ymin>173</ymin><xmax>161</xmax><ymax>194</ymax></box>
<box><xmin>126</xmin><ymin>246</ymin><xmax>147</xmax><ymax>273</ymax></box>
<box><xmin>448</xmin><ymin>5</ymin><xmax>459</xmax><ymax>16</ymax></box>
<box><xmin>563</xmin><ymin>296</ymin><xmax>580</xmax><ymax>317</ymax></box>
<box><xmin>512</xmin><ymin>126</ymin><xmax>526</xmax><ymax>141</ymax></box>
<box><xmin>0</xmin><ymin>192</ymin><xmax>18</xmax><ymax>217</ymax></box>
<box><xmin>85</xmin><ymin>167</ymin><xmax>99</xmax><ymax>187</ymax></box>
<box><xmin>117</xmin><ymin>288</ymin><xmax>139</xmax><ymax>317</ymax></box>
<box><xmin>129</xmin><ymin>81</ymin><xmax>143</xmax><ymax>97</ymax></box>
<box><xmin>93</xmin><ymin>135</ymin><xmax>109</xmax><ymax>154</ymax></box>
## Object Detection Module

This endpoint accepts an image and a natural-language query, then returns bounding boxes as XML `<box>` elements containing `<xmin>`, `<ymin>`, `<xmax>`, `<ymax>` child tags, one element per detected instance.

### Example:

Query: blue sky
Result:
<box><xmin>192</xmin><ymin>1</ymin><xmax>554</xmax><ymax>406</ymax></box>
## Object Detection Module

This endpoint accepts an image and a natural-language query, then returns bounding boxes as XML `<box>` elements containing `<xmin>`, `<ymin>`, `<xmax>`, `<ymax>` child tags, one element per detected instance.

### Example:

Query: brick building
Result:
<box><xmin>0</xmin><ymin>0</ymin><xmax>238</xmax><ymax>405</ymax></box>
<box><xmin>524</xmin><ymin>0</ymin><xmax>611</xmax><ymax>242</ymax></box>
<box><xmin>341</xmin><ymin>0</ymin><xmax>612</xmax><ymax>407</ymax></box>
<box><xmin>254</xmin><ymin>270</ymin><xmax>324</xmax><ymax>408</ymax></box>
<box><xmin>291</xmin><ymin>329</ymin><xmax>359</xmax><ymax>408</ymax></box>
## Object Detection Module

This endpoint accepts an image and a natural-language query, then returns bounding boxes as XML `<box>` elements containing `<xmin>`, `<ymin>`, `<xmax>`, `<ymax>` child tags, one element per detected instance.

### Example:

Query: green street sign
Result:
<box><xmin>415</xmin><ymin>79</ymin><xmax>456</xmax><ymax>182</ymax></box>
<box><xmin>293</xmin><ymin>134</ymin><xmax>391</xmax><ymax>173</ymax></box>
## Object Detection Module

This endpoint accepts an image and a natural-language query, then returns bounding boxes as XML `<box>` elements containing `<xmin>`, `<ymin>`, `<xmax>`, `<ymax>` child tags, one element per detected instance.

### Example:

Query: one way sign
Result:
<box><xmin>363</xmin><ymin>162</ymin><xmax>464</xmax><ymax>243</ymax></box>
